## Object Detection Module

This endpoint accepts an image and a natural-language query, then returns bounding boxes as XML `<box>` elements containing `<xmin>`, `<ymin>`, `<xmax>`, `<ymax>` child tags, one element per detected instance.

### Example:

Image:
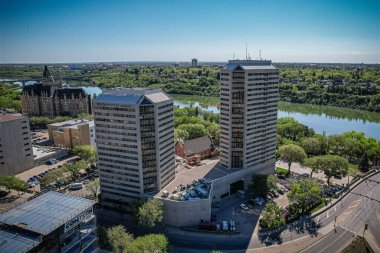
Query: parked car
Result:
<box><xmin>254</xmin><ymin>197</ymin><xmax>264</xmax><ymax>206</ymax></box>
<box><xmin>222</xmin><ymin>221</ymin><xmax>228</xmax><ymax>231</ymax></box>
<box><xmin>230</xmin><ymin>220</ymin><xmax>236</xmax><ymax>231</ymax></box>
<box><xmin>272</xmin><ymin>190</ymin><xmax>279</xmax><ymax>198</ymax></box>
<box><xmin>247</xmin><ymin>203</ymin><xmax>254</xmax><ymax>209</ymax></box>
<box><xmin>240</xmin><ymin>203</ymin><xmax>249</xmax><ymax>211</ymax></box>
<box><xmin>69</xmin><ymin>183</ymin><xmax>83</xmax><ymax>190</ymax></box>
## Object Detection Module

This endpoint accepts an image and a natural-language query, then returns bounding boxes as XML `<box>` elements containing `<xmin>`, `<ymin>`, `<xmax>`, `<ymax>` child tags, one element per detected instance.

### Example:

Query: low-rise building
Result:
<box><xmin>0</xmin><ymin>191</ymin><xmax>98</xmax><ymax>253</ymax></box>
<box><xmin>0</xmin><ymin>113</ymin><xmax>34</xmax><ymax>175</ymax></box>
<box><xmin>48</xmin><ymin>119</ymin><xmax>95</xmax><ymax>149</ymax></box>
<box><xmin>175</xmin><ymin>135</ymin><xmax>218</xmax><ymax>163</ymax></box>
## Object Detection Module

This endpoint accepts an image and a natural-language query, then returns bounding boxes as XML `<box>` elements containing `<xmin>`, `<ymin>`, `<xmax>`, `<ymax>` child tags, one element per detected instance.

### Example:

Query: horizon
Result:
<box><xmin>1</xmin><ymin>0</ymin><xmax>380</xmax><ymax>64</ymax></box>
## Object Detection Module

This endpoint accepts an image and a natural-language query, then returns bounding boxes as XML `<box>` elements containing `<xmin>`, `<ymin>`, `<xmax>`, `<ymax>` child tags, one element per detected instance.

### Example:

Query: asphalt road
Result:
<box><xmin>166</xmin><ymin>172</ymin><xmax>380</xmax><ymax>252</ymax></box>
<box><xmin>300</xmin><ymin>172</ymin><xmax>380</xmax><ymax>253</ymax></box>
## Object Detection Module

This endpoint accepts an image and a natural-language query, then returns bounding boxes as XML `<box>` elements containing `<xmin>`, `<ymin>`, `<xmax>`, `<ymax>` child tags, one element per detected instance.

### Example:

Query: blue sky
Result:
<box><xmin>1</xmin><ymin>0</ymin><xmax>380</xmax><ymax>63</ymax></box>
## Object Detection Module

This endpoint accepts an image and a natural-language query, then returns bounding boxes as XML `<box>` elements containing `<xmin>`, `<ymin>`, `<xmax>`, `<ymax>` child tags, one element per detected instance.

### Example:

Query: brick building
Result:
<box><xmin>175</xmin><ymin>135</ymin><xmax>218</xmax><ymax>163</ymax></box>
<box><xmin>20</xmin><ymin>65</ymin><xmax>92</xmax><ymax>117</ymax></box>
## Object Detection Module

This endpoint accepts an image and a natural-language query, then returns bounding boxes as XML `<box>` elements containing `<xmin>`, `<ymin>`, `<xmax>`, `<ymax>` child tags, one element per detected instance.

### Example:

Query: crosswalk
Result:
<box><xmin>315</xmin><ymin>197</ymin><xmax>363</xmax><ymax>226</ymax></box>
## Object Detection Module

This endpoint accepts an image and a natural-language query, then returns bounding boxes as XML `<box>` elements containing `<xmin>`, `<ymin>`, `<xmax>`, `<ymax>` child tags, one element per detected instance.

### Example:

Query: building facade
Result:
<box><xmin>48</xmin><ymin>119</ymin><xmax>95</xmax><ymax>149</ymax></box>
<box><xmin>0</xmin><ymin>113</ymin><xmax>34</xmax><ymax>175</ymax></box>
<box><xmin>0</xmin><ymin>191</ymin><xmax>98</xmax><ymax>253</ymax></box>
<box><xmin>20</xmin><ymin>65</ymin><xmax>92</xmax><ymax>117</ymax></box>
<box><xmin>94</xmin><ymin>88</ymin><xmax>175</xmax><ymax>208</ymax></box>
<box><xmin>219</xmin><ymin>60</ymin><xmax>279</xmax><ymax>174</ymax></box>
<box><xmin>191</xmin><ymin>58</ymin><xmax>198</xmax><ymax>68</ymax></box>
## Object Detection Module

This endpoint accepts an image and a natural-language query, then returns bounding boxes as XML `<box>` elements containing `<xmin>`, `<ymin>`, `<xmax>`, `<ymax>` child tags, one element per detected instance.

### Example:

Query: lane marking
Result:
<box><xmin>317</xmin><ymin>216</ymin><xmax>320</xmax><ymax>223</ymax></box>
<box><xmin>342</xmin><ymin>211</ymin><xmax>352</xmax><ymax>216</ymax></box>
<box><xmin>348</xmin><ymin>204</ymin><xmax>359</xmax><ymax>209</ymax></box>
<box><xmin>334</xmin><ymin>206</ymin><xmax>337</xmax><ymax>212</ymax></box>
<box><xmin>352</xmin><ymin>199</ymin><xmax>362</xmax><ymax>203</ymax></box>
<box><xmin>327</xmin><ymin>210</ymin><xmax>329</xmax><ymax>218</ymax></box>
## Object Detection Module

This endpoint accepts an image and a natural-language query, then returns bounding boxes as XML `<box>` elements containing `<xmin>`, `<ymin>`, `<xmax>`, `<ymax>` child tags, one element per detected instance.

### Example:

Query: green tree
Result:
<box><xmin>73</xmin><ymin>145</ymin><xmax>97</xmax><ymax>164</ymax></box>
<box><xmin>250</xmin><ymin>174</ymin><xmax>278</xmax><ymax>197</ymax></box>
<box><xmin>127</xmin><ymin>234</ymin><xmax>168</xmax><ymax>253</ymax></box>
<box><xmin>138</xmin><ymin>198</ymin><xmax>164</xmax><ymax>228</ymax></box>
<box><xmin>174</xmin><ymin>128</ymin><xmax>189</xmax><ymax>142</ymax></box>
<box><xmin>304</xmin><ymin>156</ymin><xmax>325</xmax><ymax>178</ymax></box>
<box><xmin>0</xmin><ymin>176</ymin><xmax>28</xmax><ymax>194</ymax></box>
<box><xmin>288</xmin><ymin>180</ymin><xmax>321</xmax><ymax>214</ymax></box>
<box><xmin>321</xmin><ymin>155</ymin><xmax>349</xmax><ymax>185</ymax></box>
<box><xmin>107</xmin><ymin>225</ymin><xmax>133</xmax><ymax>253</ymax></box>
<box><xmin>301</xmin><ymin>137</ymin><xmax>321</xmax><ymax>156</ymax></box>
<box><xmin>278</xmin><ymin>144</ymin><xmax>307</xmax><ymax>175</ymax></box>
<box><xmin>260</xmin><ymin>203</ymin><xmax>286</xmax><ymax>229</ymax></box>
<box><xmin>65</xmin><ymin>161</ymin><xmax>86</xmax><ymax>181</ymax></box>
<box><xmin>85</xmin><ymin>178</ymin><xmax>100</xmax><ymax>199</ymax></box>
<box><xmin>177</xmin><ymin>123</ymin><xmax>207</xmax><ymax>140</ymax></box>
<box><xmin>267</xmin><ymin>175</ymin><xmax>279</xmax><ymax>191</ymax></box>
<box><xmin>40</xmin><ymin>168</ymin><xmax>67</xmax><ymax>187</ymax></box>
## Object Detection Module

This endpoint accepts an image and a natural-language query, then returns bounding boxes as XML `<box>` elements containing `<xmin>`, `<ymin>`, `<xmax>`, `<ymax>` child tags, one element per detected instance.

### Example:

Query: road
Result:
<box><xmin>166</xmin><ymin>171</ymin><xmax>380</xmax><ymax>252</ymax></box>
<box><xmin>300</xmin><ymin>172</ymin><xmax>380</xmax><ymax>253</ymax></box>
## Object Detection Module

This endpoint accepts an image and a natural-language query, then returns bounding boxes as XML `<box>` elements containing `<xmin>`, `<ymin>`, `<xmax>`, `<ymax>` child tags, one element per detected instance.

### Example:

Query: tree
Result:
<box><xmin>174</xmin><ymin>128</ymin><xmax>189</xmax><ymax>142</ymax></box>
<box><xmin>347</xmin><ymin>166</ymin><xmax>359</xmax><ymax>184</ymax></box>
<box><xmin>260</xmin><ymin>203</ymin><xmax>286</xmax><ymax>229</ymax></box>
<box><xmin>85</xmin><ymin>178</ymin><xmax>100</xmax><ymax>199</ymax></box>
<box><xmin>107</xmin><ymin>225</ymin><xmax>133</xmax><ymax>253</ymax></box>
<box><xmin>177</xmin><ymin>123</ymin><xmax>207</xmax><ymax>140</ymax></box>
<box><xmin>267</xmin><ymin>175</ymin><xmax>279</xmax><ymax>191</ymax></box>
<box><xmin>12</xmin><ymin>178</ymin><xmax>28</xmax><ymax>195</ymax></box>
<box><xmin>320</xmin><ymin>155</ymin><xmax>349</xmax><ymax>185</ymax></box>
<box><xmin>288</xmin><ymin>180</ymin><xmax>321</xmax><ymax>214</ymax></box>
<box><xmin>65</xmin><ymin>161</ymin><xmax>86</xmax><ymax>181</ymax></box>
<box><xmin>250</xmin><ymin>174</ymin><xmax>278</xmax><ymax>197</ymax></box>
<box><xmin>0</xmin><ymin>176</ymin><xmax>28</xmax><ymax>194</ymax></box>
<box><xmin>138</xmin><ymin>198</ymin><xmax>164</xmax><ymax>228</ymax></box>
<box><xmin>73</xmin><ymin>145</ymin><xmax>97</xmax><ymax>164</ymax></box>
<box><xmin>40</xmin><ymin>168</ymin><xmax>67</xmax><ymax>187</ymax></box>
<box><xmin>278</xmin><ymin>144</ymin><xmax>307</xmax><ymax>175</ymax></box>
<box><xmin>301</xmin><ymin>137</ymin><xmax>321</xmax><ymax>156</ymax></box>
<box><xmin>127</xmin><ymin>234</ymin><xmax>168</xmax><ymax>253</ymax></box>
<box><xmin>304</xmin><ymin>156</ymin><xmax>325</xmax><ymax>178</ymax></box>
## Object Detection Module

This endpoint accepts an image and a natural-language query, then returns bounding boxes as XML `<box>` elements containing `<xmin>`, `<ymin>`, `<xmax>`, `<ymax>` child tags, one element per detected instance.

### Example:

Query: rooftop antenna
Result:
<box><xmin>259</xmin><ymin>50</ymin><xmax>262</xmax><ymax>60</ymax></box>
<box><xmin>233</xmin><ymin>52</ymin><xmax>235</xmax><ymax>60</ymax></box>
<box><xmin>245</xmin><ymin>43</ymin><xmax>248</xmax><ymax>60</ymax></box>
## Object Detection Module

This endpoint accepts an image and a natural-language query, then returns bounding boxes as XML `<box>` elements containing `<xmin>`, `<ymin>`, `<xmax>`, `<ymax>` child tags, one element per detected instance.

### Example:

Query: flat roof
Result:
<box><xmin>96</xmin><ymin>88</ymin><xmax>171</xmax><ymax>105</ymax></box>
<box><xmin>223</xmin><ymin>59</ymin><xmax>277</xmax><ymax>70</ymax></box>
<box><xmin>49</xmin><ymin>119</ymin><xmax>93</xmax><ymax>127</ymax></box>
<box><xmin>0</xmin><ymin>227</ymin><xmax>41</xmax><ymax>253</ymax></box>
<box><xmin>156</xmin><ymin>159</ymin><xmax>242</xmax><ymax>200</ymax></box>
<box><xmin>0</xmin><ymin>191</ymin><xmax>95</xmax><ymax>235</ymax></box>
<box><xmin>0</xmin><ymin>114</ymin><xmax>25</xmax><ymax>123</ymax></box>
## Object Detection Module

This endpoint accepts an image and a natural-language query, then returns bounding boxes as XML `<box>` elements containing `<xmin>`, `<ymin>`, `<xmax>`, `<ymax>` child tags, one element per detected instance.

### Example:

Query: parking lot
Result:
<box><xmin>211</xmin><ymin>195</ymin><xmax>265</xmax><ymax>236</ymax></box>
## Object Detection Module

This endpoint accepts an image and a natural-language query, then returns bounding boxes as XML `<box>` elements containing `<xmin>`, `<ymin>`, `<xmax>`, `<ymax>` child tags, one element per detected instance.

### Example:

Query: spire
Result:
<box><xmin>43</xmin><ymin>65</ymin><xmax>51</xmax><ymax>78</ymax></box>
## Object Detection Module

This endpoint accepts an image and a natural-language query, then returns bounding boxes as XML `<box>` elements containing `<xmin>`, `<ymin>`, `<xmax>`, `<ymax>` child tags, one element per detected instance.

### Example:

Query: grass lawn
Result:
<box><xmin>341</xmin><ymin>236</ymin><xmax>374</xmax><ymax>253</ymax></box>
<box><xmin>276</xmin><ymin>167</ymin><xmax>288</xmax><ymax>175</ymax></box>
<box><xmin>309</xmin><ymin>201</ymin><xmax>326</xmax><ymax>214</ymax></box>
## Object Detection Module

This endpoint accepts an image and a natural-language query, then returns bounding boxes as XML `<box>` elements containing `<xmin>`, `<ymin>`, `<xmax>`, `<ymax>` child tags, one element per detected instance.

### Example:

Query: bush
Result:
<box><xmin>276</xmin><ymin>167</ymin><xmax>288</xmax><ymax>175</ymax></box>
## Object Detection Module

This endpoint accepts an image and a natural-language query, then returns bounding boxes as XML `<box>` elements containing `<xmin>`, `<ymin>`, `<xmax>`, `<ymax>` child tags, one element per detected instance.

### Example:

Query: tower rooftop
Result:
<box><xmin>224</xmin><ymin>59</ymin><xmax>276</xmax><ymax>70</ymax></box>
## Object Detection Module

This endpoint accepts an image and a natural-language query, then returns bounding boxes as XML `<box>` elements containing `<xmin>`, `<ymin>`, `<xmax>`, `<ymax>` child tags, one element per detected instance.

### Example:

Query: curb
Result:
<box><xmin>311</xmin><ymin>169</ymin><xmax>379</xmax><ymax>218</ymax></box>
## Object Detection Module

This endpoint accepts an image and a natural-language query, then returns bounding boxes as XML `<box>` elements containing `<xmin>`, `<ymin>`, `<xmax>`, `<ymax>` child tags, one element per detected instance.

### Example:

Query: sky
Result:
<box><xmin>1</xmin><ymin>0</ymin><xmax>380</xmax><ymax>63</ymax></box>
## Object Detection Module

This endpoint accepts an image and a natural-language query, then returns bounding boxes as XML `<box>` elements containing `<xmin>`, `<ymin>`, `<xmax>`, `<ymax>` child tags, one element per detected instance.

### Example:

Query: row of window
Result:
<box><xmin>99</xmin><ymin>162</ymin><xmax>139</xmax><ymax>173</ymax></box>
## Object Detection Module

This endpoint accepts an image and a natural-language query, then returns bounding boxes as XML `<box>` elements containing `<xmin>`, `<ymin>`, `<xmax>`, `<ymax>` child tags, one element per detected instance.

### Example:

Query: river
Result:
<box><xmin>171</xmin><ymin>95</ymin><xmax>380</xmax><ymax>140</ymax></box>
<box><xmin>10</xmin><ymin>83</ymin><xmax>380</xmax><ymax>140</ymax></box>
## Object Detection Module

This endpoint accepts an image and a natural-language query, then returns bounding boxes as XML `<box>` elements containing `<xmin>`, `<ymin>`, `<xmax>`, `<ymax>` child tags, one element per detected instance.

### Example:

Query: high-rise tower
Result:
<box><xmin>219</xmin><ymin>60</ymin><xmax>279</xmax><ymax>174</ymax></box>
<box><xmin>94</xmin><ymin>88</ymin><xmax>175</xmax><ymax>207</ymax></box>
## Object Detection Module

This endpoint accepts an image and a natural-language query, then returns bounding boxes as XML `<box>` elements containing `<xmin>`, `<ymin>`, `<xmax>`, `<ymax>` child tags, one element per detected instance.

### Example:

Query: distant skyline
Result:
<box><xmin>1</xmin><ymin>0</ymin><xmax>380</xmax><ymax>64</ymax></box>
